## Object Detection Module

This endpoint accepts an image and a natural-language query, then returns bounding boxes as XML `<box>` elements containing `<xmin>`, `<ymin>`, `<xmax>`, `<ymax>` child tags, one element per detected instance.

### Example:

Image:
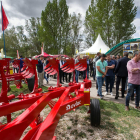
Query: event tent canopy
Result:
<box><xmin>35</xmin><ymin>52</ymin><xmax>53</xmax><ymax>58</ymax></box>
<box><xmin>79</xmin><ymin>34</ymin><xmax>110</xmax><ymax>54</ymax></box>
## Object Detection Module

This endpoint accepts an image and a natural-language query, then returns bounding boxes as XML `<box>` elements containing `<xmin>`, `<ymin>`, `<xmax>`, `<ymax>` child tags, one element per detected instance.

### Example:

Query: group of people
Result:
<box><xmin>14</xmin><ymin>52</ymin><xmax>140</xmax><ymax>111</ymax></box>
<box><xmin>94</xmin><ymin>51</ymin><xmax>140</xmax><ymax>111</ymax></box>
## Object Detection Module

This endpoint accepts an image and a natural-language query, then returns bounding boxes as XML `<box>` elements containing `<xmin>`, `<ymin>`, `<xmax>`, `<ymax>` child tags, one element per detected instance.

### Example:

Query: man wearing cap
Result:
<box><xmin>96</xmin><ymin>54</ymin><xmax>108</xmax><ymax>99</ymax></box>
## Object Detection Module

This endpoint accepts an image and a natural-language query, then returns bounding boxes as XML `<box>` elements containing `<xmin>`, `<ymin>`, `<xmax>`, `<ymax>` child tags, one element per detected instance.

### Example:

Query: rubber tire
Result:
<box><xmin>26</xmin><ymin>75</ymin><xmax>35</xmax><ymax>92</ymax></box>
<box><xmin>90</xmin><ymin>99</ymin><xmax>101</xmax><ymax>127</ymax></box>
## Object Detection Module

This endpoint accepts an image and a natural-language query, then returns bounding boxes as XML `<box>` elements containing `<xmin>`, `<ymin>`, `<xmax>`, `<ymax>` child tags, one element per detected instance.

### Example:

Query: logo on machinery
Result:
<box><xmin>66</xmin><ymin>100</ymin><xmax>81</xmax><ymax>111</ymax></box>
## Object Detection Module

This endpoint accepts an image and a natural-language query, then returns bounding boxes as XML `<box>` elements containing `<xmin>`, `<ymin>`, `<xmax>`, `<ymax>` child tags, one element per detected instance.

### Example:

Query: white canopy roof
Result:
<box><xmin>79</xmin><ymin>34</ymin><xmax>110</xmax><ymax>54</ymax></box>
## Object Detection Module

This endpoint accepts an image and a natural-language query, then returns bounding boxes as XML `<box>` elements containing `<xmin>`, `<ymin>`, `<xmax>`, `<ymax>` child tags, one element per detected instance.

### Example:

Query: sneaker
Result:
<box><xmin>110</xmin><ymin>92</ymin><xmax>113</xmax><ymax>96</ymax></box>
<box><xmin>100</xmin><ymin>96</ymin><xmax>103</xmax><ymax>99</ymax></box>
<box><xmin>125</xmin><ymin>106</ymin><xmax>129</xmax><ymax>111</ymax></box>
<box><xmin>104</xmin><ymin>92</ymin><xmax>108</xmax><ymax>95</ymax></box>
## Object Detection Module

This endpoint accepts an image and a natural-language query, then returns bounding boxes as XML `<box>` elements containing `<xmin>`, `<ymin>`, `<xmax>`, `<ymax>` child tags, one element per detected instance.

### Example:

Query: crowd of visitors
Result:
<box><xmin>12</xmin><ymin>51</ymin><xmax>140</xmax><ymax>111</ymax></box>
<box><xmin>94</xmin><ymin>51</ymin><xmax>140</xmax><ymax>111</ymax></box>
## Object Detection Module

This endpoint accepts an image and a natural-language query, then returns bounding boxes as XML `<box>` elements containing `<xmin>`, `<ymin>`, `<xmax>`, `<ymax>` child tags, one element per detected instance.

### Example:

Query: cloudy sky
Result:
<box><xmin>1</xmin><ymin>0</ymin><xmax>140</xmax><ymax>38</ymax></box>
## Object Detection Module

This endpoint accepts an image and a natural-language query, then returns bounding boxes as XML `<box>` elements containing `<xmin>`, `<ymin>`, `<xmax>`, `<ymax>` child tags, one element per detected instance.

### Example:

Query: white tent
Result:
<box><xmin>79</xmin><ymin>34</ymin><xmax>110</xmax><ymax>54</ymax></box>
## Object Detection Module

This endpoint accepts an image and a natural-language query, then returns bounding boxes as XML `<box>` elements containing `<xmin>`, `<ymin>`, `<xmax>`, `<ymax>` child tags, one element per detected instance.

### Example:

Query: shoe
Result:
<box><xmin>115</xmin><ymin>96</ymin><xmax>118</xmax><ymax>99</ymax></box>
<box><xmin>100</xmin><ymin>97</ymin><xmax>103</xmax><ymax>99</ymax></box>
<box><xmin>97</xmin><ymin>94</ymin><xmax>99</xmax><ymax>96</ymax></box>
<box><xmin>125</xmin><ymin>106</ymin><xmax>129</xmax><ymax>111</ymax></box>
<box><xmin>135</xmin><ymin>106</ymin><xmax>140</xmax><ymax>110</ymax></box>
<box><xmin>124</xmin><ymin>90</ymin><xmax>127</xmax><ymax>94</ymax></box>
<box><xmin>60</xmin><ymin>82</ymin><xmax>64</xmax><ymax>84</ymax></box>
<box><xmin>110</xmin><ymin>92</ymin><xmax>113</xmax><ymax>96</ymax></box>
<box><xmin>121</xmin><ymin>95</ymin><xmax>125</xmax><ymax>98</ymax></box>
<box><xmin>100</xmin><ymin>96</ymin><xmax>103</xmax><ymax>99</ymax></box>
<box><xmin>104</xmin><ymin>92</ymin><xmax>108</xmax><ymax>95</ymax></box>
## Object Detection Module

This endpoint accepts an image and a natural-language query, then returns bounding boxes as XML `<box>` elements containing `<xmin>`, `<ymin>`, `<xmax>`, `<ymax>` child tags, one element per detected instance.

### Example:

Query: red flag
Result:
<box><xmin>2</xmin><ymin>6</ymin><xmax>9</xmax><ymax>31</ymax></box>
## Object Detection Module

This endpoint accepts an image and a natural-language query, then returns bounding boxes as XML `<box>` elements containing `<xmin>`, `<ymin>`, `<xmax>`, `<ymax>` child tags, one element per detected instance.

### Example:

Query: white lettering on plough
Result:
<box><xmin>66</xmin><ymin>100</ymin><xmax>81</xmax><ymax>111</ymax></box>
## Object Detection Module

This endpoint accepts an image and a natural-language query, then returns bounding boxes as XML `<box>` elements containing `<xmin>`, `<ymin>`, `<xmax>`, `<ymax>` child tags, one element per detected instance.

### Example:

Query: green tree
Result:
<box><xmin>113</xmin><ymin>0</ymin><xmax>137</xmax><ymax>44</ymax></box>
<box><xmin>85</xmin><ymin>0</ymin><xmax>114</xmax><ymax>48</ymax></box>
<box><xmin>84</xmin><ymin>0</ymin><xmax>137</xmax><ymax>48</ymax></box>
<box><xmin>70</xmin><ymin>12</ymin><xmax>82</xmax><ymax>55</ymax></box>
<box><xmin>1</xmin><ymin>26</ymin><xmax>20</xmax><ymax>57</ymax></box>
<box><xmin>84</xmin><ymin>0</ymin><xmax>97</xmax><ymax>47</ymax></box>
<box><xmin>39</xmin><ymin>0</ymin><xmax>69</xmax><ymax>54</ymax></box>
<box><xmin>25</xmin><ymin>17</ymin><xmax>41</xmax><ymax>56</ymax></box>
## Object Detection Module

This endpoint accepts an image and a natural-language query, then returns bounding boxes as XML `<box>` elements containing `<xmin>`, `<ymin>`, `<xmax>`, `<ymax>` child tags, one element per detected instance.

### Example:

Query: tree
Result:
<box><xmin>85</xmin><ymin>0</ymin><xmax>114</xmax><ymax>48</ymax></box>
<box><xmin>25</xmin><ymin>17</ymin><xmax>41</xmax><ymax>56</ymax></box>
<box><xmin>113</xmin><ymin>0</ymin><xmax>137</xmax><ymax>44</ymax></box>
<box><xmin>84</xmin><ymin>0</ymin><xmax>137</xmax><ymax>48</ymax></box>
<box><xmin>1</xmin><ymin>26</ymin><xmax>20</xmax><ymax>57</ymax></box>
<box><xmin>69</xmin><ymin>12</ymin><xmax>82</xmax><ymax>55</ymax></box>
<box><xmin>39</xmin><ymin>0</ymin><xmax>69</xmax><ymax>54</ymax></box>
<box><xmin>84</xmin><ymin>0</ymin><xmax>97</xmax><ymax>47</ymax></box>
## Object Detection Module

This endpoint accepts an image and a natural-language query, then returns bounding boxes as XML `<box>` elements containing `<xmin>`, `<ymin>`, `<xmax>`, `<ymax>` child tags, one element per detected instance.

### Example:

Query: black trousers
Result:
<box><xmin>116</xmin><ymin>76</ymin><xmax>126</xmax><ymax>97</ymax></box>
<box><xmin>65</xmin><ymin>73</ymin><xmax>71</xmax><ymax>82</ymax></box>
<box><xmin>63</xmin><ymin>72</ymin><xmax>65</xmax><ymax>82</ymax></box>
<box><xmin>59</xmin><ymin>69</ymin><xmax>63</xmax><ymax>83</ymax></box>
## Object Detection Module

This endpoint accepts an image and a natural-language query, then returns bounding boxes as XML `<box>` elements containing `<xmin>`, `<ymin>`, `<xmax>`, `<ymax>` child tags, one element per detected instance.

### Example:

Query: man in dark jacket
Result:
<box><xmin>115</xmin><ymin>52</ymin><xmax>130</xmax><ymax>99</ymax></box>
<box><xmin>37</xmin><ymin>55</ymin><xmax>44</xmax><ymax>87</ymax></box>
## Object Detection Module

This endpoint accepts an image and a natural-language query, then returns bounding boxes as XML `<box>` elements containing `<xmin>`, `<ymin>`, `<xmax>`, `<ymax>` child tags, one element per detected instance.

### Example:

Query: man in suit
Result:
<box><xmin>62</xmin><ymin>57</ymin><xmax>66</xmax><ymax>82</ymax></box>
<box><xmin>112</xmin><ymin>55</ymin><xmax>117</xmax><ymax>88</ymax></box>
<box><xmin>115</xmin><ymin>52</ymin><xmax>130</xmax><ymax>99</ymax></box>
<box><xmin>58</xmin><ymin>55</ymin><xmax>64</xmax><ymax>84</ymax></box>
<box><xmin>37</xmin><ymin>55</ymin><xmax>44</xmax><ymax>87</ymax></box>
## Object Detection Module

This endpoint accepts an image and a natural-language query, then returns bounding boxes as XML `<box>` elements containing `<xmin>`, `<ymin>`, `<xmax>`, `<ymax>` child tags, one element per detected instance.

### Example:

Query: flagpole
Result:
<box><xmin>1</xmin><ymin>1</ymin><xmax>6</xmax><ymax>58</ymax></box>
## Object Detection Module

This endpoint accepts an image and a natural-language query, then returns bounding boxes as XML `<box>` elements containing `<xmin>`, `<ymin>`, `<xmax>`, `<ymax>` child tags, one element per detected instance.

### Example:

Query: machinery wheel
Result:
<box><xmin>90</xmin><ymin>99</ymin><xmax>101</xmax><ymax>127</ymax></box>
<box><xmin>26</xmin><ymin>76</ymin><xmax>35</xmax><ymax>92</ymax></box>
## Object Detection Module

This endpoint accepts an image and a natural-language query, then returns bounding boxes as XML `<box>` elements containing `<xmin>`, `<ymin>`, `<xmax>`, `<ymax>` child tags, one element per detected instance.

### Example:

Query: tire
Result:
<box><xmin>90</xmin><ymin>99</ymin><xmax>101</xmax><ymax>127</ymax></box>
<box><xmin>26</xmin><ymin>75</ymin><xmax>35</xmax><ymax>92</ymax></box>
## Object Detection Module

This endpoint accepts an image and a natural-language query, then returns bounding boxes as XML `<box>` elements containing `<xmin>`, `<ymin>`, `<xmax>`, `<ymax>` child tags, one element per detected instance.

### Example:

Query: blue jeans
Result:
<box><xmin>105</xmin><ymin>76</ymin><xmax>114</xmax><ymax>92</ymax></box>
<box><xmin>93</xmin><ymin>67</ymin><xmax>95</xmax><ymax>81</ymax></box>
<box><xmin>97</xmin><ymin>76</ymin><xmax>104</xmax><ymax>97</ymax></box>
<box><xmin>76</xmin><ymin>70</ymin><xmax>79</xmax><ymax>83</ymax></box>
<box><xmin>126</xmin><ymin>83</ymin><xmax>140</xmax><ymax>107</ymax></box>
<box><xmin>125</xmin><ymin>77</ymin><xmax>128</xmax><ymax>91</ymax></box>
<box><xmin>44</xmin><ymin>72</ymin><xmax>48</xmax><ymax>82</ymax></box>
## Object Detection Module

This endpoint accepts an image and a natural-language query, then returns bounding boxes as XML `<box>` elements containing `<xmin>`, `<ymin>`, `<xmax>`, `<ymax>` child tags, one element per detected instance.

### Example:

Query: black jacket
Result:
<box><xmin>115</xmin><ymin>57</ymin><xmax>130</xmax><ymax>77</ymax></box>
<box><xmin>37</xmin><ymin>59</ymin><xmax>43</xmax><ymax>73</ymax></box>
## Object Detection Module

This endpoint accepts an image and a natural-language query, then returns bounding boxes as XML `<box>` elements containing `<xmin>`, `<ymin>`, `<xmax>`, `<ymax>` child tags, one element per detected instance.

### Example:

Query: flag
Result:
<box><xmin>17</xmin><ymin>50</ymin><xmax>19</xmax><ymax>59</ymax></box>
<box><xmin>41</xmin><ymin>47</ymin><xmax>44</xmax><ymax>55</ymax></box>
<box><xmin>1</xmin><ymin>48</ymin><xmax>3</xmax><ymax>58</ymax></box>
<box><xmin>99</xmin><ymin>48</ymin><xmax>101</xmax><ymax>53</ymax></box>
<box><xmin>1</xmin><ymin>5</ymin><xmax>9</xmax><ymax>31</ymax></box>
<box><xmin>42</xmin><ymin>42</ymin><xmax>44</xmax><ymax>51</ymax></box>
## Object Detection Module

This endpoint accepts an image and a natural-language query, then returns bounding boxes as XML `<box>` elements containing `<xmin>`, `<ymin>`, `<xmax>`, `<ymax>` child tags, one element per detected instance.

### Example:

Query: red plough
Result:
<box><xmin>0</xmin><ymin>58</ymin><xmax>101</xmax><ymax>140</ymax></box>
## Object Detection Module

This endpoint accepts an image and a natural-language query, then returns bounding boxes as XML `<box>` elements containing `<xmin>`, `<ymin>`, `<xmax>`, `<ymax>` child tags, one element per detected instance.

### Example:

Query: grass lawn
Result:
<box><xmin>99</xmin><ymin>99</ymin><xmax>140</xmax><ymax>140</ymax></box>
<box><xmin>7</xmin><ymin>83</ymin><xmax>48</xmax><ymax>96</ymax></box>
<box><xmin>0</xmin><ymin>84</ymin><xmax>140</xmax><ymax>139</ymax></box>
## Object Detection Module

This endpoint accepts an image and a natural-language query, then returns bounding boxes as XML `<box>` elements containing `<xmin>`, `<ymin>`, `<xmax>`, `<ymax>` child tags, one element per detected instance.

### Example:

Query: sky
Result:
<box><xmin>1</xmin><ymin>0</ymin><xmax>140</xmax><ymax>39</ymax></box>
